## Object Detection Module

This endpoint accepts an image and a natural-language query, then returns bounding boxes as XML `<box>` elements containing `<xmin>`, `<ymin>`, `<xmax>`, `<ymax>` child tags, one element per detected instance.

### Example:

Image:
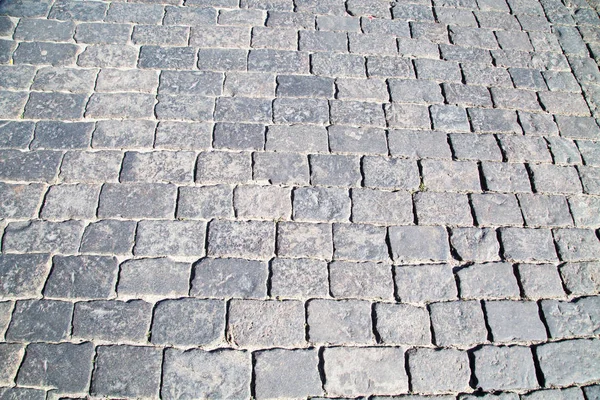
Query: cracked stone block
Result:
<box><xmin>389</xmin><ymin>226</ymin><xmax>450</xmax><ymax>263</ymax></box>
<box><xmin>41</xmin><ymin>184</ymin><xmax>100</xmax><ymax>220</ymax></box>
<box><xmin>214</xmin><ymin>121</ymin><xmax>266</xmax><ymax>150</ymax></box>
<box><xmin>6</xmin><ymin>300</ymin><xmax>72</xmax><ymax>342</ymax></box>
<box><xmin>208</xmin><ymin>220</ymin><xmax>275</xmax><ymax>259</ymax></box>
<box><xmin>450</xmin><ymin>133</ymin><xmax>503</xmax><ymax>161</ymax></box>
<box><xmin>271</xmin><ymin>258</ymin><xmax>328</xmax><ymax>298</ymax></box>
<box><xmin>234</xmin><ymin>185</ymin><xmax>292</xmax><ymax>220</ymax></box>
<box><xmin>0</xmin><ymin>254</ymin><xmax>49</xmax><ymax>298</ymax></box>
<box><xmin>0</xmin><ymin>150</ymin><xmax>62</xmax><ymax>182</ymax></box>
<box><xmin>190</xmin><ymin>258</ymin><xmax>267</xmax><ymax>298</ymax></box>
<box><xmin>92</xmin><ymin>120</ymin><xmax>155</xmax><ymax>149</ymax></box>
<box><xmin>518</xmin><ymin>194</ymin><xmax>573</xmax><ymax>227</ymax></box>
<box><xmin>537</xmin><ymin>339</ymin><xmax>600</xmax><ymax>386</ymax></box>
<box><xmin>255</xmin><ymin>349</ymin><xmax>322</xmax><ymax>398</ymax></box>
<box><xmin>157</xmin><ymin>122</ymin><xmax>212</xmax><ymax>150</ymax></box>
<box><xmin>60</xmin><ymin>151</ymin><xmax>122</xmax><ymax>183</ymax></box>
<box><xmin>324</xmin><ymin>347</ymin><xmax>408</xmax><ymax>397</ymax></box>
<box><xmin>471</xmin><ymin>193</ymin><xmax>523</xmax><ymax>227</ymax></box>
<box><xmin>3</xmin><ymin>220</ymin><xmax>84</xmax><ymax>254</ymax></box>
<box><xmin>329</xmin><ymin>261</ymin><xmax>393</xmax><ymax>299</ymax></box>
<box><xmin>560</xmin><ymin>262</ymin><xmax>600</xmax><ymax>296</ymax></box>
<box><xmin>333</xmin><ymin>224</ymin><xmax>389</xmax><ymax>262</ymax></box>
<box><xmin>473</xmin><ymin>346</ymin><xmax>539</xmax><ymax>391</ymax></box>
<box><xmin>352</xmin><ymin>188</ymin><xmax>413</xmax><ymax>225</ymax></box>
<box><xmin>0</xmin><ymin>183</ymin><xmax>44</xmax><ymax>219</ymax></box>
<box><xmin>541</xmin><ymin>297</ymin><xmax>600</xmax><ymax>338</ymax></box>
<box><xmin>0</xmin><ymin>121</ymin><xmax>35</xmax><ymax>149</ymax></box>
<box><xmin>430</xmin><ymin>300</ymin><xmax>487</xmax><ymax>347</ymax></box>
<box><xmin>17</xmin><ymin>342</ymin><xmax>94</xmax><ymax>393</ymax></box>
<box><xmin>293</xmin><ymin>186</ymin><xmax>350</xmax><ymax>222</ymax></box>
<box><xmin>500</xmin><ymin>228</ymin><xmax>558</xmax><ymax>262</ymax></box>
<box><xmin>310</xmin><ymin>154</ymin><xmax>361</xmax><ymax>187</ymax></box>
<box><xmin>134</xmin><ymin>220</ymin><xmax>206</xmax><ymax>257</ymax></box>
<box><xmin>161</xmin><ymin>348</ymin><xmax>250</xmax><ymax>400</ymax></box>
<box><xmin>276</xmin><ymin>222</ymin><xmax>333</xmax><ymax>259</ymax></box>
<box><xmin>177</xmin><ymin>185</ymin><xmax>233</xmax><ymax>219</ymax></box>
<box><xmin>254</xmin><ymin>152</ymin><xmax>309</xmax><ymax>185</ymax></box>
<box><xmin>408</xmin><ymin>348</ymin><xmax>471</xmax><ymax>394</ymax></box>
<box><xmin>0</xmin><ymin>343</ymin><xmax>23</xmax><ymax>385</ymax></box>
<box><xmin>554</xmin><ymin>228</ymin><xmax>600</xmax><ymax>262</ymax></box>
<box><xmin>421</xmin><ymin>160</ymin><xmax>480</xmax><ymax>192</ymax></box>
<box><xmin>481</xmin><ymin>162</ymin><xmax>532</xmax><ymax>193</ymax></box>
<box><xmin>197</xmin><ymin>151</ymin><xmax>252</xmax><ymax>184</ymax></box>
<box><xmin>450</xmin><ymin>228</ymin><xmax>500</xmax><ymax>262</ymax></box>
<box><xmin>44</xmin><ymin>255</ymin><xmax>118</xmax><ymax>299</ymax></box>
<box><xmin>80</xmin><ymin>220</ymin><xmax>136</xmax><ymax>255</ymax></box>
<box><xmin>485</xmin><ymin>300</ymin><xmax>547</xmax><ymax>342</ymax></box>
<box><xmin>518</xmin><ymin>264</ymin><xmax>565</xmax><ymax>299</ymax></box>
<box><xmin>394</xmin><ymin>264</ymin><xmax>457</xmax><ymax>303</ymax></box>
<box><xmin>308</xmin><ymin>299</ymin><xmax>372</xmax><ymax>345</ymax></box>
<box><xmin>91</xmin><ymin>345</ymin><xmax>162</xmax><ymax>398</ymax></box>
<box><xmin>363</xmin><ymin>156</ymin><xmax>420</xmax><ymax>190</ymax></box>
<box><xmin>414</xmin><ymin>192</ymin><xmax>472</xmax><ymax>226</ymax></box>
<box><xmin>73</xmin><ymin>300</ymin><xmax>152</xmax><ymax>342</ymax></box>
<box><xmin>456</xmin><ymin>263</ymin><xmax>520</xmax><ymax>300</ymax></box>
<box><xmin>267</xmin><ymin>125</ymin><xmax>328</xmax><ymax>153</ymax></box>
<box><xmin>151</xmin><ymin>298</ymin><xmax>224</xmax><ymax>346</ymax></box>
<box><xmin>375</xmin><ymin>303</ymin><xmax>431</xmax><ymax>345</ymax></box>
<box><xmin>117</xmin><ymin>258</ymin><xmax>190</xmax><ymax>297</ymax></box>
<box><xmin>228</xmin><ymin>299</ymin><xmax>305</xmax><ymax>347</ymax></box>
<box><xmin>98</xmin><ymin>183</ymin><xmax>176</xmax><ymax>219</ymax></box>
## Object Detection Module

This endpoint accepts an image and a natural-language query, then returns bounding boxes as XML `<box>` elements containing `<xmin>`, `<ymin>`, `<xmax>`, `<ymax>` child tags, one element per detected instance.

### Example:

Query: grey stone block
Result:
<box><xmin>3</xmin><ymin>220</ymin><xmax>84</xmax><ymax>254</ymax></box>
<box><xmin>277</xmin><ymin>75</ymin><xmax>333</xmax><ymax>98</ymax></box>
<box><xmin>0</xmin><ymin>149</ymin><xmax>62</xmax><ymax>182</ymax></box>
<box><xmin>349</xmin><ymin>32</ymin><xmax>397</xmax><ymax>55</ymax></box>
<box><xmin>161</xmin><ymin>348</ymin><xmax>250</xmax><ymax>400</ymax></box>
<box><xmin>560</xmin><ymin>262</ymin><xmax>600</xmax><ymax>296</ymax></box>
<box><xmin>271</xmin><ymin>257</ymin><xmax>329</xmax><ymax>297</ymax></box>
<box><xmin>267</xmin><ymin>125</ymin><xmax>328</xmax><ymax>153</ymax></box>
<box><xmin>395</xmin><ymin>264</ymin><xmax>457</xmax><ymax>303</ymax></box>
<box><xmin>241</xmin><ymin>0</ymin><xmax>293</xmax><ymax>10</ymax></box>
<box><xmin>86</xmin><ymin>93</ymin><xmax>155</xmax><ymax>119</ymax></box>
<box><xmin>330</xmin><ymin>100</ymin><xmax>385</xmax><ymax>127</ymax></box>
<box><xmin>248</xmin><ymin>49</ymin><xmax>309</xmax><ymax>73</ymax></box>
<box><xmin>151</xmin><ymin>298</ymin><xmax>224</xmax><ymax>346</ymax></box>
<box><xmin>75</xmin><ymin>22</ymin><xmax>131</xmax><ymax>44</ymax></box>
<box><xmin>177</xmin><ymin>185</ymin><xmax>233</xmax><ymax>219</ymax></box>
<box><xmin>324</xmin><ymin>347</ymin><xmax>408</xmax><ymax>397</ymax></box>
<box><xmin>6</xmin><ymin>65</ymin><xmax>48</xmax><ymax>90</ymax></box>
<box><xmin>80</xmin><ymin>220</ymin><xmax>136</xmax><ymax>255</ymax></box>
<box><xmin>317</xmin><ymin>15</ymin><xmax>361</xmax><ymax>31</ymax></box>
<box><xmin>0</xmin><ymin>343</ymin><xmax>23</xmax><ymax>385</ymax></box>
<box><xmin>219</xmin><ymin>9</ymin><xmax>266</xmax><ymax>25</ymax></box>
<box><xmin>440</xmin><ymin>44</ymin><xmax>493</xmax><ymax>65</ymax></box>
<box><xmin>584</xmin><ymin>386</ymin><xmax>600</xmax><ymax>400</ymax></box>
<box><xmin>216</xmin><ymin>97</ymin><xmax>272</xmax><ymax>123</ymax></box>
<box><xmin>389</xmin><ymin>226</ymin><xmax>450</xmax><ymax>263</ymax></box>
<box><xmin>521</xmin><ymin>388</ymin><xmax>585</xmax><ymax>400</ymax></box>
<box><xmin>0</xmin><ymin>182</ymin><xmax>44</xmax><ymax>219</ymax></box>
<box><xmin>499</xmin><ymin>135</ymin><xmax>551</xmax><ymax>163</ymax></box>
<box><xmin>254</xmin><ymin>152</ymin><xmax>309</xmax><ymax>185</ymax></box>
<box><xmin>450</xmin><ymin>133</ymin><xmax>502</xmax><ymax>161</ymax></box>
<box><xmin>579</xmin><ymin>166</ymin><xmax>600</xmax><ymax>195</ymax></box>
<box><xmin>254</xmin><ymin>349</ymin><xmax>322</xmax><ymax>399</ymax></box>
<box><xmin>17</xmin><ymin>342</ymin><xmax>94</xmax><ymax>393</ymax></box>
<box><xmin>519</xmin><ymin>111</ymin><xmax>558</xmax><ymax>137</ymax></box>
<box><xmin>41</xmin><ymin>184</ymin><xmax>100</xmax><ymax>220</ymax></box>
<box><xmin>1</xmin><ymin>0</ymin><xmax>51</xmax><ymax>17</ymax></box>
<box><xmin>367</xmin><ymin>56</ymin><xmax>413</xmax><ymax>78</ymax></box>
<box><xmin>386</xmin><ymin>103</ymin><xmax>431</xmax><ymax>129</ymax></box>
<box><xmin>92</xmin><ymin>120</ymin><xmax>155</xmax><ymax>149</ymax></box>
<box><xmin>293</xmin><ymin>186</ymin><xmax>350</xmax><ymax>222</ymax></box>
<box><xmin>388</xmin><ymin>78</ymin><xmax>443</xmax><ymax>104</ymax></box>
<box><xmin>578</xmin><ymin>140</ymin><xmax>600</xmax><ymax>166</ymax></box>
<box><xmin>32</xmin><ymin>121</ymin><xmax>93</xmax><ymax>150</ymax></box>
<box><xmin>539</xmin><ymin>92</ymin><xmax>590</xmax><ymax>116</ymax></box>
<box><xmin>375</xmin><ymin>303</ymin><xmax>431</xmax><ymax>345</ymax></box>
<box><xmin>409</xmin><ymin>348</ymin><xmax>471</xmax><ymax>394</ymax></box>
<box><xmin>132</xmin><ymin>25</ymin><xmax>189</xmax><ymax>45</ymax></box>
<box><xmin>554</xmin><ymin>228</ymin><xmax>600</xmax><ymax>262</ymax></box>
<box><xmin>421</xmin><ymin>160</ymin><xmax>480</xmax><ymax>192</ymax></box>
<box><xmin>411</xmin><ymin>21</ymin><xmax>449</xmax><ymax>43</ymax></box>
<box><xmin>348</xmin><ymin>0</ymin><xmax>390</xmax><ymax>17</ymax></box>
<box><xmin>0</xmin><ymin>254</ymin><xmax>50</xmax><ymax>298</ymax></box>
<box><xmin>0</xmin><ymin>91</ymin><xmax>27</xmax><ymax>119</ymax></box>
<box><xmin>6</xmin><ymin>299</ymin><xmax>72</xmax><ymax>342</ymax></box>
<box><xmin>13</xmin><ymin>42</ymin><xmax>78</xmax><ymax>66</ymax></box>
<box><xmin>481</xmin><ymin>162</ymin><xmax>532</xmax><ymax>193</ymax></box>
<box><xmin>44</xmin><ymin>255</ymin><xmax>118</xmax><ymax>299</ymax></box>
<box><xmin>500</xmin><ymin>228</ymin><xmax>558</xmax><ymax>262</ymax></box>
<box><xmin>310</xmin><ymin>154</ymin><xmax>360</xmax><ymax>187</ymax></box>
<box><xmin>451</xmin><ymin>228</ymin><xmax>500</xmax><ymax>262</ymax></box>
<box><xmin>96</xmin><ymin>69</ymin><xmax>158</xmax><ymax>93</ymax></box>
<box><xmin>363</xmin><ymin>156</ymin><xmax>420</xmax><ymax>190</ymax></box>
<box><xmin>330</xmin><ymin>260</ymin><xmax>392</xmax><ymax>299</ymax></box>
<box><xmin>468</xmin><ymin>108</ymin><xmax>521</xmax><ymax>133</ymax></box>
<box><xmin>518</xmin><ymin>264</ymin><xmax>565</xmax><ymax>299</ymax></box>
<box><xmin>0</xmin><ymin>301</ymin><xmax>12</xmax><ymax>336</ymax></box>
<box><xmin>414</xmin><ymin>192</ymin><xmax>472</xmax><ymax>226</ymax></box>
<box><xmin>134</xmin><ymin>220</ymin><xmax>206</xmax><ymax>257</ymax></box>
<box><xmin>49</xmin><ymin>0</ymin><xmax>107</xmax><ymax>20</ymax></box>
<box><xmin>510</xmin><ymin>68</ymin><xmax>547</xmax><ymax>91</ymax></box>
<box><xmin>117</xmin><ymin>258</ymin><xmax>190</xmax><ymax>297</ymax></box>
<box><xmin>198</xmin><ymin>48</ymin><xmax>248</xmax><ymax>71</ymax></box>
<box><xmin>430</xmin><ymin>105</ymin><xmax>470</xmax><ymax>132</ymax></box>
<box><xmin>352</xmin><ymin>188</ymin><xmax>413</xmax><ymax>225</ymax></box>
<box><xmin>234</xmin><ymin>185</ymin><xmax>291</xmax><ymax>220</ymax></box>
<box><xmin>191</xmin><ymin>258</ymin><xmax>267</xmax><ymax>298</ymax></box>
<box><xmin>163</xmin><ymin>5</ymin><xmax>216</xmax><ymax>25</ymax></box>
<box><xmin>328</xmin><ymin>126</ymin><xmax>387</xmax><ymax>155</ymax></box>
<box><xmin>196</xmin><ymin>151</ymin><xmax>252</xmax><ymax>184</ymax></box>
<box><xmin>25</xmin><ymin>92</ymin><xmax>87</xmax><ymax>120</ymax></box>
<box><xmin>471</xmin><ymin>193</ymin><xmax>523</xmax><ymax>227</ymax></box>
<box><xmin>486</xmin><ymin>300</ymin><xmax>547</xmax><ymax>342</ymax></box>
<box><xmin>473</xmin><ymin>346</ymin><xmax>539</xmax><ymax>391</ymax></box>
<box><xmin>311</xmin><ymin>52</ymin><xmax>365</xmax><ymax>77</ymax></box>
<box><xmin>98</xmin><ymin>183</ymin><xmax>176</xmax><ymax>218</ymax></box>
<box><xmin>336</xmin><ymin>78</ymin><xmax>389</xmax><ymax>103</ymax></box>
<box><xmin>105</xmin><ymin>3</ymin><xmax>165</xmax><ymax>24</ymax></box>
<box><xmin>276</xmin><ymin>222</ymin><xmax>333</xmax><ymax>260</ymax></box>
<box><xmin>121</xmin><ymin>151</ymin><xmax>195</xmax><ymax>183</ymax></box>
<box><xmin>223</xmin><ymin>72</ymin><xmax>275</xmax><ymax>98</ymax></box>
<box><xmin>208</xmin><ymin>220</ymin><xmax>275</xmax><ymax>259</ymax></box>
<box><xmin>91</xmin><ymin>345</ymin><xmax>162</xmax><ymax>398</ymax></box>
<box><xmin>300</xmin><ymin>30</ymin><xmax>347</xmax><ymax>52</ymax></box>
<box><xmin>531</xmin><ymin>164</ymin><xmax>583</xmax><ymax>194</ymax></box>
<box><xmin>430</xmin><ymin>300</ymin><xmax>487</xmax><ymax>347</ymax></box>
<box><xmin>518</xmin><ymin>194</ymin><xmax>573</xmax><ymax>227</ymax></box>
<box><xmin>159</xmin><ymin>70</ymin><xmax>222</xmax><ymax>96</ymax></box>
<box><xmin>155</xmin><ymin>121</ymin><xmax>212</xmax><ymax>150</ymax></box>
<box><xmin>266</xmin><ymin>11</ymin><xmax>314</xmax><ymax>29</ymax></box>
<box><xmin>274</xmin><ymin>98</ymin><xmax>329</xmax><ymax>124</ymax></box>
<box><xmin>73</xmin><ymin>300</ymin><xmax>151</xmax><ymax>342</ymax></box>
<box><xmin>449</xmin><ymin>26</ymin><xmax>498</xmax><ymax>49</ymax></box>
<box><xmin>555</xmin><ymin>116</ymin><xmax>600</xmax><ymax>140</ymax></box>
<box><xmin>547</xmin><ymin>137</ymin><xmax>582</xmax><ymax>165</ymax></box>
<box><xmin>0</xmin><ymin>388</ymin><xmax>49</xmax><ymax>400</ymax></box>
<box><xmin>228</xmin><ymin>299</ymin><xmax>305</xmax><ymax>347</ymax></box>
<box><xmin>138</xmin><ymin>45</ymin><xmax>196</xmax><ymax>69</ymax></box>
<box><xmin>388</xmin><ymin>129</ymin><xmax>451</xmax><ymax>159</ymax></box>
<box><xmin>537</xmin><ymin>339</ymin><xmax>600</xmax><ymax>386</ymax></box>
<box><xmin>457</xmin><ymin>262</ymin><xmax>520</xmax><ymax>300</ymax></box>
<box><xmin>307</xmin><ymin>299</ymin><xmax>373</xmax><ymax>345</ymax></box>
<box><xmin>294</xmin><ymin>0</ymin><xmax>346</xmax><ymax>15</ymax></box>
<box><xmin>542</xmin><ymin>297</ymin><xmax>600</xmax><ymax>339</ymax></box>
<box><xmin>78</xmin><ymin>44</ymin><xmax>138</xmax><ymax>68</ymax></box>
<box><xmin>0</xmin><ymin>121</ymin><xmax>35</xmax><ymax>149</ymax></box>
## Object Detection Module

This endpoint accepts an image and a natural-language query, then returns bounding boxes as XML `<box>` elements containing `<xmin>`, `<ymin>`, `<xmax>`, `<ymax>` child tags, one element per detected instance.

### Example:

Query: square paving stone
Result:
<box><xmin>293</xmin><ymin>186</ymin><xmax>351</xmax><ymax>222</ymax></box>
<box><xmin>270</xmin><ymin>258</ymin><xmax>329</xmax><ymax>298</ymax></box>
<box><xmin>517</xmin><ymin>264</ymin><xmax>565</xmax><ymax>299</ymax></box>
<box><xmin>276</xmin><ymin>222</ymin><xmax>333</xmax><ymax>259</ymax></box>
<box><xmin>79</xmin><ymin>220</ymin><xmax>136</xmax><ymax>255</ymax></box>
<box><xmin>227</xmin><ymin>299</ymin><xmax>305</xmax><ymax>347</ymax></box>
<box><xmin>40</xmin><ymin>184</ymin><xmax>100</xmax><ymax>220</ymax></box>
<box><xmin>500</xmin><ymin>228</ymin><xmax>558</xmax><ymax>262</ymax></box>
<box><xmin>43</xmin><ymin>255</ymin><xmax>118</xmax><ymax>299</ymax></box>
<box><xmin>177</xmin><ymin>185</ymin><xmax>234</xmax><ymax>219</ymax></box>
<box><xmin>233</xmin><ymin>185</ymin><xmax>292</xmax><ymax>220</ymax></box>
<box><xmin>0</xmin><ymin>254</ymin><xmax>50</xmax><ymax>297</ymax></box>
<box><xmin>430</xmin><ymin>300</ymin><xmax>488</xmax><ymax>347</ymax></box>
<box><xmin>267</xmin><ymin>125</ymin><xmax>328</xmax><ymax>153</ymax></box>
<box><xmin>333</xmin><ymin>224</ymin><xmax>389</xmax><ymax>262</ymax></box>
<box><xmin>351</xmin><ymin>188</ymin><xmax>413</xmax><ymax>225</ymax></box>
<box><xmin>329</xmin><ymin>261</ymin><xmax>393</xmax><ymax>299</ymax></box>
<box><xmin>73</xmin><ymin>300</ymin><xmax>152</xmax><ymax>342</ymax></box>
<box><xmin>253</xmin><ymin>152</ymin><xmax>310</xmax><ymax>185</ymax></box>
<box><xmin>156</xmin><ymin>121</ymin><xmax>212</xmax><ymax>150</ymax></box>
<box><xmin>117</xmin><ymin>258</ymin><xmax>190</xmax><ymax>297</ymax></box>
<box><xmin>161</xmin><ymin>348</ymin><xmax>250</xmax><ymax>400</ymax></box>
<box><xmin>521</xmin><ymin>388</ymin><xmax>585</xmax><ymax>400</ymax></box>
<box><xmin>254</xmin><ymin>349</ymin><xmax>322</xmax><ymax>399</ymax></box>
<box><xmin>553</xmin><ymin>228</ymin><xmax>600</xmax><ymax>262</ymax></box>
<box><xmin>363</xmin><ymin>156</ymin><xmax>420</xmax><ymax>190</ymax></box>
<box><xmin>190</xmin><ymin>258</ymin><xmax>267</xmax><ymax>298</ymax></box>
<box><xmin>32</xmin><ymin>121</ymin><xmax>94</xmax><ymax>149</ymax></box>
<box><xmin>120</xmin><ymin>151</ymin><xmax>196</xmax><ymax>183</ymax></box>
<box><xmin>395</xmin><ymin>264</ymin><xmax>457</xmax><ymax>303</ymax></box>
<box><xmin>91</xmin><ymin>345</ymin><xmax>162</xmax><ymax>398</ymax></box>
<box><xmin>6</xmin><ymin>300</ymin><xmax>72</xmax><ymax>342</ymax></box>
<box><xmin>375</xmin><ymin>303</ymin><xmax>431</xmax><ymax>345</ymax></box>
<box><xmin>60</xmin><ymin>151</ymin><xmax>122</xmax><ymax>183</ymax></box>
<box><xmin>485</xmin><ymin>300</ymin><xmax>547</xmax><ymax>343</ymax></box>
<box><xmin>560</xmin><ymin>262</ymin><xmax>600</xmax><ymax>296</ymax></box>
<box><xmin>414</xmin><ymin>192</ymin><xmax>473</xmax><ymax>226</ymax></box>
<box><xmin>196</xmin><ymin>151</ymin><xmax>252</xmax><ymax>184</ymax></box>
<box><xmin>481</xmin><ymin>162</ymin><xmax>532</xmax><ymax>193</ymax></box>
<box><xmin>134</xmin><ymin>220</ymin><xmax>206</xmax><ymax>257</ymax></box>
<box><xmin>307</xmin><ymin>299</ymin><xmax>373</xmax><ymax>345</ymax></box>
<box><xmin>328</xmin><ymin>126</ymin><xmax>388</xmax><ymax>155</ymax></box>
<box><xmin>389</xmin><ymin>226</ymin><xmax>450</xmax><ymax>263</ymax></box>
<box><xmin>471</xmin><ymin>193</ymin><xmax>523</xmax><ymax>227</ymax></box>
<box><xmin>408</xmin><ymin>348</ymin><xmax>471</xmax><ymax>394</ymax></box>
<box><xmin>92</xmin><ymin>120</ymin><xmax>155</xmax><ymax>149</ymax></box>
<box><xmin>214</xmin><ymin>122</ymin><xmax>266</xmax><ymax>151</ymax></box>
<box><xmin>17</xmin><ymin>342</ymin><xmax>94</xmax><ymax>393</ymax></box>
<box><xmin>518</xmin><ymin>194</ymin><xmax>573</xmax><ymax>228</ymax></box>
<box><xmin>421</xmin><ymin>160</ymin><xmax>480</xmax><ymax>192</ymax></box>
<box><xmin>541</xmin><ymin>297</ymin><xmax>600</xmax><ymax>339</ymax></box>
<box><xmin>456</xmin><ymin>263</ymin><xmax>520</xmax><ymax>300</ymax></box>
<box><xmin>450</xmin><ymin>228</ymin><xmax>501</xmax><ymax>262</ymax></box>
<box><xmin>310</xmin><ymin>154</ymin><xmax>361</xmax><ymax>187</ymax></box>
<box><xmin>474</xmin><ymin>346</ymin><xmax>539</xmax><ymax>391</ymax></box>
<box><xmin>0</xmin><ymin>150</ymin><xmax>62</xmax><ymax>182</ymax></box>
<box><xmin>208</xmin><ymin>220</ymin><xmax>275</xmax><ymax>259</ymax></box>
<box><xmin>0</xmin><ymin>121</ymin><xmax>35</xmax><ymax>149</ymax></box>
<box><xmin>151</xmin><ymin>298</ymin><xmax>224</xmax><ymax>346</ymax></box>
<box><xmin>537</xmin><ymin>339</ymin><xmax>600</xmax><ymax>387</ymax></box>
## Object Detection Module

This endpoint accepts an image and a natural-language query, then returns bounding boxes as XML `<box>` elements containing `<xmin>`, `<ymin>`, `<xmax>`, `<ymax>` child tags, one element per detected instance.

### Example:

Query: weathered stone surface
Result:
<box><xmin>473</xmin><ymin>346</ymin><xmax>539</xmax><ymax>391</ymax></box>
<box><xmin>271</xmin><ymin>258</ymin><xmax>328</xmax><ymax>298</ymax></box>
<box><xmin>329</xmin><ymin>261</ymin><xmax>393</xmax><ymax>299</ymax></box>
<box><xmin>6</xmin><ymin>300</ymin><xmax>72</xmax><ymax>342</ymax></box>
<box><xmin>293</xmin><ymin>186</ymin><xmax>351</xmax><ymax>222</ymax></box>
<box><xmin>542</xmin><ymin>297</ymin><xmax>600</xmax><ymax>339</ymax></box>
<box><xmin>485</xmin><ymin>300</ymin><xmax>547</xmax><ymax>342</ymax></box>
<box><xmin>118</xmin><ymin>258</ymin><xmax>190</xmax><ymax>297</ymax></box>
<box><xmin>92</xmin><ymin>120</ymin><xmax>156</xmax><ymax>149</ymax></box>
<box><xmin>60</xmin><ymin>151</ymin><xmax>122</xmax><ymax>183</ymax></box>
<box><xmin>500</xmin><ymin>228</ymin><xmax>558</xmax><ymax>262</ymax></box>
<box><xmin>537</xmin><ymin>339</ymin><xmax>600</xmax><ymax>386</ymax></box>
<box><xmin>308</xmin><ymin>299</ymin><xmax>373</xmax><ymax>344</ymax></box>
<box><xmin>3</xmin><ymin>220</ymin><xmax>84</xmax><ymax>254</ymax></box>
<box><xmin>98</xmin><ymin>183</ymin><xmax>176</xmax><ymax>219</ymax></box>
<box><xmin>196</xmin><ymin>151</ymin><xmax>252</xmax><ymax>184</ymax></box>
<box><xmin>560</xmin><ymin>262</ymin><xmax>600</xmax><ymax>296</ymax></box>
<box><xmin>80</xmin><ymin>220</ymin><xmax>136</xmax><ymax>255</ymax></box>
<box><xmin>395</xmin><ymin>264</ymin><xmax>457</xmax><ymax>304</ymax></box>
<box><xmin>191</xmin><ymin>258</ymin><xmax>267</xmax><ymax>298</ymax></box>
<box><xmin>518</xmin><ymin>194</ymin><xmax>573</xmax><ymax>227</ymax></box>
<box><xmin>554</xmin><ymin>229</ymin><xmax>600</xmax><ymax>262</ymax></box>
<box><xmin>41</xmin><ymin>184</ymin><xmax>100</xmax><ymax>220</ymax></box>
<box><xmin>408</xmin><ymin>348</ymin><xmax>471</xmax><ymax>394</ymax></box>
<box><xmin>389</xmin><ymin>226</ymin><xmax>450</xmax><ymax>263</ymax></box>
<box><xmin>44</xmin><ymin>255</ymin><xmax>118</xmax><ymax>299</ymax></box>
<box><xmin>333</xmin><ymin>223</ymin><xmax>389</xmax><ymax>262</ymax></box>
<box><xmin>352</xmin><ymin>188</ymin><xmax>413</xmax><ymax>225</ymax></box>
<box><xmin>450</xmin><ymin>228</ymin><xmax>500</xmax><ymax>262</ymax></box>
<box><xmin>134</xmin><ymin>220</ymin><xmax>206</xmax><ymax>257</ymax></box>
<box><xmin>414</xmin><ymin>192</ymin><xmax>472</xmax><ymax>226</ymax></box>
<box><xmin>456</xmin><ymin>263</ymin><xmax>520</xmax><ymax>300</ymax></box>
<box><xmin>430</xmin><ymin>300</ymin><xmax>488</xmax><ymax>347</ymax></box>
<box><xmin>518</xmin><ymin>264</ymin><xmax>566</xmax><ymax>299</ymax></box>
<box><xmin>0</xmin><ymin>343</ymin><xmax>23</xmax><ymax>385</ymax></box>
<box><xmin>0</xmin><ymin>254</ymin><xmax>49</xmax><ymax>297</ymax></box>
<box><xmin>208</xmin><ymin>220</ymin><xmax>275</xmax><ymax>259</ymax></box>
<box><xmin>276</xmin><ymin>222</ymin><xmax>333</xmax><ymax>259</ymax></box>
<box><xmin>234</xmin><ymin>185</ymin><xmax>291</xmax><ymax>220</ymax></box>
<box><xmin>177</xmin><ymin>185</ymin><xmax>233</xmax><ymax>219</ymax></box>
<box><xmin>254</xmin><ymin>152</ymin><xmax>309</xmax><ymax>185</ymax></box>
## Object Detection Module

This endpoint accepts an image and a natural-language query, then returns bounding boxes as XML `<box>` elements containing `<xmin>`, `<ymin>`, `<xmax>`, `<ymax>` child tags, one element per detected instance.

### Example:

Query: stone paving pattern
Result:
<box><xmin>0</xmin><ymin>0</ymin><xmax>600</xmax><ymax>397</ymax></box>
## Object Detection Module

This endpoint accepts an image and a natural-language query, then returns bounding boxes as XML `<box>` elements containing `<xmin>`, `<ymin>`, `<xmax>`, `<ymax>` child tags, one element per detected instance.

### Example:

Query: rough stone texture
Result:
<box><xmin>191</xmin><ymin>258</ymin><xmax>267</xmax><ymax>298</ymax></box>
<box><xmin>271</xmin><ymin>257</ymin><xmax>328</xmax><ymax>298</ymax></box>
<box><xmin>430</xmin><ymin>301</ymin><xmax>488</xmax><ymax>347</ymax></box>
<box><xmin>0</xmin><ymin>254</ymin><xmax>50</xmax><ymax>298</ymax></box>
<box><xmin>560</xmin><ymin>262</ymin><xmax>600</xmax><ymax>296</ymax></box>
<box><xmin>395</xmin><ymin>264</ymin><xmax>458</xmax><ymax>304</ymax></box>
<box><xmin>450</xmin><ymin>228</ymin><xmax>501</xmax><ymax>262</ymax></box>
<box><xmin>536</xmin><ymin>339</ymin><xmax>600</xmax><ymax>386</ymax></box>
<box><xmin>408</xmin><ymin>348</ymin><xmax>471</xmax><ymax>394</ymax></box>
<box><xmin>485</xmin><ymin>300</ymin><xmax>547</xmax><ymax>342</ymax></box>
<box><xmin>500</xmin><ymin>228</ymin><xmax>558</xmax><ymax>262</ymax></box>
<box><xmin>389</xmin><ymin>226</ymin><xmax>450</xmax><ymax>263</ymax></box>
<box><xmin>44</xmin><ymin>256</ymin><xmax>118</xmax><ymax>299</ymax></box>
<box><xmin>457</xmin><ymin>263</ymin><xmax>520</xmax><ymax>300</ymax></box>
<box><xmin>329</xmin><ymin>261</ymin><xmax>393</xmax><ymax>299</ymax></box>
<box><xmin>134</xmin><ymin>220</ymin><xmax>207</xmax><ymax>257</ymax></box>
<box><xmin>541</xmin><ymin>297</ymin><xmax>600</xmax><ymax>338</ymax></box>
<box><xmin>375</xmin><ymin>303</ymin><xmax>431</xmax><ymax>345</ymax></box>
<box><xmin>333</xmin><ymin>223</ymin><xmax>389</xmax><ymax>262</ymax></box>
<box><xmin>518</xmin><ymin>264</ymin><xmax>566</xmax><ymax>299</ymax></box>
<box><xmin>276</xmin><ymin>222</ymin><xmax>333</xmax><ymax>260</ymax></box>
<box><xmin>208</xmin><ymin>220</ymin><xmax>275</xmax><ymax>259</ymax></box>
<box><xmin>473</xmin><ymin>346</ymin><xmax>539</xmax><ymax>391</ymax></box>
<box><xmin>308</xmin><ymin>299</ymin><xmax>373</xmax><ymax>345</ymax></box>
<box><xmin>117</xmin><ymin>258</ymin><xmax>190</xmax><ymax>297</ymax></box>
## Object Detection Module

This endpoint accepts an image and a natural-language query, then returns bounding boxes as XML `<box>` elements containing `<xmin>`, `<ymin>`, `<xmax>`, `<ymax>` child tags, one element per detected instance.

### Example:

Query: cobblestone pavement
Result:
<box><xmin>0</xmin><ymin>0</ymin><xmax>600</xmax><ymax>398</ymax></box>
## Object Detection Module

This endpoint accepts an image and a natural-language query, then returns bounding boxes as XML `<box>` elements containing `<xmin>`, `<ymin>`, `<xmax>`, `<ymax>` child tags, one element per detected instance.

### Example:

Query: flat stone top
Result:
<box><xmin>0</xmin><ymin>0</ymin><xmax>600</xmax><ymax>398</ymax></box>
